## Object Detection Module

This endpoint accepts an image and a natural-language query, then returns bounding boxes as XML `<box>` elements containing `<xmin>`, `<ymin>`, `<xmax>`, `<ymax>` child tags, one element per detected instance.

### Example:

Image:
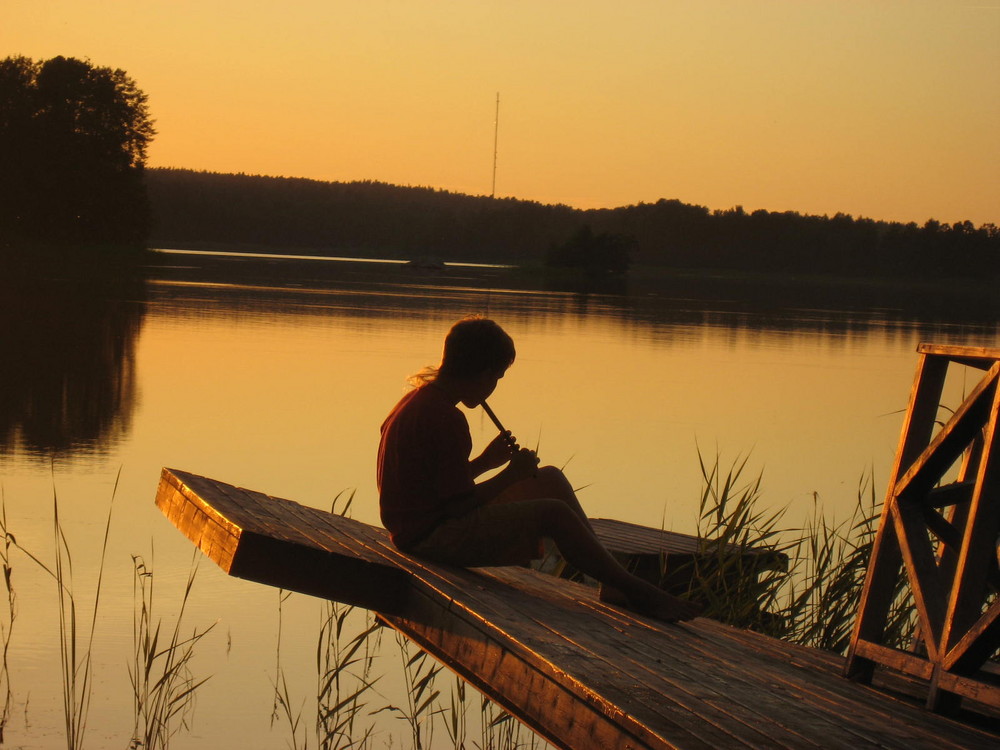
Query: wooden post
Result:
<box><xmin>845</xmin><ymin>351</ymin><xmax>947</xmax><ymax>682</ymax></box>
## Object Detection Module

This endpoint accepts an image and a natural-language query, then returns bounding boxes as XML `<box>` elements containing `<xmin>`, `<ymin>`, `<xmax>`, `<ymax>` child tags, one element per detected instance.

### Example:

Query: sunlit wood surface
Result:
<box><xmin>157</xmin><ymin>467</ymin><xmax>999</xmax><ymax>749</ymax></box>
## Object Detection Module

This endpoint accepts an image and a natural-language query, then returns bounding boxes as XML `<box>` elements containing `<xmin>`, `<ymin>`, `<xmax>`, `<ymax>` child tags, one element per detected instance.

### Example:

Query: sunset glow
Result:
<box><xmin>7</xmin><ymin>0</ymin><xmax>1000</xmax><ymax>225</ymax></box>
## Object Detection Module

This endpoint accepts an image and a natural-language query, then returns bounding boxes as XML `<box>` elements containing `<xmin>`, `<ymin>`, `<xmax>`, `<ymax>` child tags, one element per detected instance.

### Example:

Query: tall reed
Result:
<box><xmin>1</xmin><ymin>471</ymin><xmax>118</xmax><ymax>750</ymax></box>
<box><xmin>380</xmin><ymin>632</ymin><xmax>443</xmax><ymax>750</ymax></box>
<box><xmin>315</xmin><ymin>601</ymin><xmax>382</xmax><ymax>749</ymax></box>
<box><xmin>129</xmin><ymin>548</ymin><xmax>216</xmax><ymax>750</ymax></box>
<box><xmin>271</xmin><ymin>588</ymin><xmax>309</xmax><ymax>750</ymax></box>
<box><xmin>272</xmin><ymin>488</ymin><xmax>386</xmax><ymax>750</ymax></box>
<box><xmin>0</xmin><ymin>494</ymin><xmax>15</xmax><ymax>742</ymax></box>
<box><xmin>477</xmin><ymin>696</ymin><xmax>544</xmax><ymax>750</ymax></box>
<box><xmin>683</xmin><ymin>449</ymin><xmax>916</xmax><ymax>653</ymax></box>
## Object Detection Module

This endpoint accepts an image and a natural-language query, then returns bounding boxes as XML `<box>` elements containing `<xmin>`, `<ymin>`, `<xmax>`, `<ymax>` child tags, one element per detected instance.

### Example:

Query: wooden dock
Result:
<box><xmin>156</xmin><ymin>467</ymin><xmax>1000</xmax><ymax>749</ymax></box>
<box><xmin>550</xmin><ymin>517</ymin><xmax>788</xmax><ymax>600</ymax></box>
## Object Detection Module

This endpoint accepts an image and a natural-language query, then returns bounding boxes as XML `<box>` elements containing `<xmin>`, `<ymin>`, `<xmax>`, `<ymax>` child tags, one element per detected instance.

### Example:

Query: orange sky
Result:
<box><xmin>7</xmin><ymin>1</ymin><xmax>1000</xmax><ymax>225</ymax></box>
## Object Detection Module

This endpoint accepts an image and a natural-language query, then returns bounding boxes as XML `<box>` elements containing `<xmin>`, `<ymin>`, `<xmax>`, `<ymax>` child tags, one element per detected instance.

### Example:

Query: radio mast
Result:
<box><xmin>491</xmin><ymin>92</ymin><xmax>500</xmax><ymax>199</ymax></box>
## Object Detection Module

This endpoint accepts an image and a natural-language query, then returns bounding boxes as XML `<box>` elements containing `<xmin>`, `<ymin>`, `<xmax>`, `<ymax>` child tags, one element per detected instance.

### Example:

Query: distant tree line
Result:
<box><xmin>147</xmin><ymin>169</ymin><xmax>997</xmax><ymax>282</ymax></box>
<box><xmin>0</xmin><ymin>55</ymin><xmax>154</xmax><ymax>251</ymax></box>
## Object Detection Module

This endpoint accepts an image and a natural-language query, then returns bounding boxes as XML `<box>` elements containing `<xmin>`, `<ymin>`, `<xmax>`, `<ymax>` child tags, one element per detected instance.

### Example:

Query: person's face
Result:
<box><xmin>461</xmin><ymin>368</ymin><xmax>505</xmax><ymax>408</ymax></box>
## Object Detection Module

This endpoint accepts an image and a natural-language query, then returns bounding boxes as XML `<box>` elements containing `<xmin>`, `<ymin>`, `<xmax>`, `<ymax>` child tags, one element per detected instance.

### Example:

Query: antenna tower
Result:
<box><xmin>491</xmin><ymin>92</ymin><xmax>500</xmax><ymax>198</ymax></box>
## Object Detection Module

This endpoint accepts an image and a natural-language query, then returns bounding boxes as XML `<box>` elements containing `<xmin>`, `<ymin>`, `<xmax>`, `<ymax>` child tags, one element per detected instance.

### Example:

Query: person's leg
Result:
<box><xmin>488</xmin><ymin>467</ymin><xmax>700</xmax><ymax>621</ymax></box>
<box><xmin>526</xmin><ymin>498</ymin><xmax>701</xmax><ymax>622</ymax></box>
<box><xmin>491</xmin><ymin>465</ymin><xmax>592</xmax><ymax>527</ymax></box>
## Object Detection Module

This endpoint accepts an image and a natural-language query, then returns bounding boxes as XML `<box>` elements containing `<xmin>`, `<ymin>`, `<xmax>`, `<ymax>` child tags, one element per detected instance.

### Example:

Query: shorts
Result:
<box><xmin>407</xmin><ymin>498</ymin><xmax>546</xmax><ymax>568</ymax></box>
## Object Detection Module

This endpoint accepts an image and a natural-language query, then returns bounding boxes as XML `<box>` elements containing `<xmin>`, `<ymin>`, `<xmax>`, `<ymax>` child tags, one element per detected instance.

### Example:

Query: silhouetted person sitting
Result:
<box><xmin>377</xmin><ymin>317</ymin><xmax>701</xmax><ymax>622</ymax></box>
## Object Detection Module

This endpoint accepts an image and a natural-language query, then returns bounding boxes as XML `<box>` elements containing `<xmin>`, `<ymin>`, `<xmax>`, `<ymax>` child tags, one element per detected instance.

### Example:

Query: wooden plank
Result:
<box><xmin>382</xmin><ymin>582</ymin><xmax>733</xmax><ymax>750</ymax></box>
<box><xmin>563</xmin><ymin>518</ymin><xmax>788</xmax><ymax>602</ymax></box>
<box><xmin>590</xmin><ymin>518</ymin><xmax>786</xmax><ymax>565</ymax></box>
<box><xmin>851</xmin><ymin>639</ymin><xmax>936</xmax><ymax>681</ymax></box>
<box><xmin>916</xmin><ymin>345</ymin><xmax>1000</xmax><ymax>357</ymax></box>
<box><xmin>156</xmin><ymin>468</ymin><xmax>409</xmax><ymax>613</ymax></box>
<box><xmin>324</xmin><ymin>520</ymin><xmax>759</xmax><ymax>748</ymax></box>
<box><xmin>467</xmin><ymin>571</ymin><xmax>821</xmax><ymax>748</ymax></box>
<box><xmin>590</xmin><ymin>518</ymin><xmax>701</xmax><ymax>555</ymax></box>
<box><xmin>673</xmin><ymin>620</ymin><xmax>993</xmax><ymax>749</ymax></box>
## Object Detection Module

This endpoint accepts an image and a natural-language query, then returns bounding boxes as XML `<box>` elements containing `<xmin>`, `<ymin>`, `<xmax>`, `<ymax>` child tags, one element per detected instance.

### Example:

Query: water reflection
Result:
<box><xmin>0</xmin><ymin>268</ymin><xmax>145</xmax><ymax>458</ymax></box>
<box><xmin>4</xmin><ymin>248</ymin><xmax>994</xmax><ymax>460</ymax></box>
<box><xmin>146</xmin><ymin>249</ymin><xmax>998</xmax><ymax>346</ymax></box>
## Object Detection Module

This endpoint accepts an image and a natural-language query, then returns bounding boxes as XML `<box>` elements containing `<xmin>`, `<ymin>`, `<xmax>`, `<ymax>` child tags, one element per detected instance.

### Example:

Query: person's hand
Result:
<box><xmin>508</xmin><ymin>446</ymin><xmax>540</xmax><ymax>480</ymax></box>
<box><xmin>479</xmin><ymin>430</ymin><xmax>517</xmax><ymax>471</ymax></box>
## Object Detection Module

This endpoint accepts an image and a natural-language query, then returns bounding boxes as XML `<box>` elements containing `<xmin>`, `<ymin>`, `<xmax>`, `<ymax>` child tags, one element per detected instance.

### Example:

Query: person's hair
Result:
<box><xmin>409</xmin><ymin>317</ymin><xmax>515</xmax><ymax>387</ymax></box>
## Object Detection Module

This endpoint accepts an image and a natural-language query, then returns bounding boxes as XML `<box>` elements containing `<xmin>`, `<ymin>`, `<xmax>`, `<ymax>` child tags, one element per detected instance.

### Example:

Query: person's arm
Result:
<box><xmin>444</xmin><ymin>447</ymin><xmax>538</xmax><ymax>518</ymax></box>
<box><xmin>469</xmin><ymin>430</ymin><xmax>515</xmax><ymax>478</ymax></box>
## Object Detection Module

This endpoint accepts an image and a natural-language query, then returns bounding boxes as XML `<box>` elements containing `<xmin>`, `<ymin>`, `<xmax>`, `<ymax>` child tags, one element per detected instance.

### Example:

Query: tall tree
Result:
<box><xmin>0</xmin><ymin>55</ymin><xmax>155</xmax><ymax>249</ymax></box>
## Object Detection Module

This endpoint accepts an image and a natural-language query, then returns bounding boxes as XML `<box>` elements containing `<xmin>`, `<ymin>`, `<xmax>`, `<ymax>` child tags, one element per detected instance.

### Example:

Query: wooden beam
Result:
<box><xmin>916</xmin><ymin>344</ymin><xmax>1000</xmax><ymax>369</ymax></box>
<box><xmin>893</xmin><ymin>363</ymin><xmax>998</xmax><ymax>503</ymax></box>
<box><xmin>933</xmin><ymin>670</ymin><xmax>1000</xmax><ymax>709</ymax></box>
<box><xmin>850</xmin><ymin>639</ymin><xmax>936</xmax><ymax>681</ymax></box>
<box><xmin>926</xmin><ymin>481</ymin><xmax>976</xmax><ymax>509</ymax></box>
<box><xmin>943</xmin><ymin>596</ymin><xmax>1000</xmax><ymax>674</ymax></box>
<box><xmin>891</xmin><ymin>503</ymin><xmax>944</xmax><ymax>657</ymax></box>
<box><xmin>921</xmin><ymin>506</ymin><xmax>962</xmax><ymax>551</ymax></box>
<box><xmin>846</xmin><ymin>351</ymin><xmax>947</xmax><ymax>681</ymax></box>
<box><xmin>943</xmin><ymin>382</ymin><xmax>1000</xmax><ymax>656</ymax></box>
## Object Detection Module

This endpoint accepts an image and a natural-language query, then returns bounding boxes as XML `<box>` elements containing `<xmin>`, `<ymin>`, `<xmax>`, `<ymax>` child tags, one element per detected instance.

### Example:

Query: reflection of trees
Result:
<box><xmin>147</xmin><ymin>251</ymin><xmax>998</xmax><ymax>344</ymax></box>
<box><xmin>0</xmin><ymin>268</ymin><xmax>145</xmax><ymax>457</ymax></box>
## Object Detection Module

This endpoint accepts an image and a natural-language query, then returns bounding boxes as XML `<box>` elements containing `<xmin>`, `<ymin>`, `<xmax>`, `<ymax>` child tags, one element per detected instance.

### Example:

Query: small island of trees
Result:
<box><xmin>0</xmin><ymin>55</ymin><xmax>155</xmax><ymax>252</ymax></box>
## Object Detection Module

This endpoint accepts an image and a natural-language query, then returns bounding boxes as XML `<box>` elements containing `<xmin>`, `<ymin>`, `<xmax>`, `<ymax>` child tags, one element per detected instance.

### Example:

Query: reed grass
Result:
<box><xmin>272</xmin><ymin>488</ymin><xmax>386</xmax><ymax>750</ymax></box>
<box><xmin>380</xmin><ymin>630</ymin><xmax>444</xmax><ymax>749</ymax></box>
<box><xmin>682</xmin><ymin>449</ymin><xmax>916</xmax><ymax>652</ymax></box>
<box><xmin>443</xmin><ymin>674</ymin><xmax>468</xmax><ymax>749</ymax></box>
<box><xmin>0</xmin><ymin>493</ymin><xmax>16</xmax><ymax>743</ymax></box>
<box><xmin>129</xmin><ymin>548</ymin><xmax>216</xmax><ymax>750</ymax></box>
<box><xmin>0</xmin><ymin>470</ymin><xmax>118</xmax><ymax>750</ymax></box>
<box><xmin>477</xmin><ymin>696</ymin><xmax>543</xmax><ymax>750</ymax></box>
<box><xmin>315</xmin><ymin>601</ymin><xmax>382</xmax><ymax>749</ymax></box>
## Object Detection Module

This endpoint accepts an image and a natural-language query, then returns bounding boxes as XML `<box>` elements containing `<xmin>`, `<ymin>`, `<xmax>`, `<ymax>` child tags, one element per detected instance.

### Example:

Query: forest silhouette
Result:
<box><xmin>147</xmin><ymin>168</ymin><xmax>998</xmax><ymax>283</ymax></box>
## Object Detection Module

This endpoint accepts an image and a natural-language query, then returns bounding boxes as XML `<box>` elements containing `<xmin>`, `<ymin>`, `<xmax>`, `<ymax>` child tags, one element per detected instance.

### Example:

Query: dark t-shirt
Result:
<box><xmin>377</xmin><ymin>384</ymin><xmax>474</xmax><ymax>549</ymax></box>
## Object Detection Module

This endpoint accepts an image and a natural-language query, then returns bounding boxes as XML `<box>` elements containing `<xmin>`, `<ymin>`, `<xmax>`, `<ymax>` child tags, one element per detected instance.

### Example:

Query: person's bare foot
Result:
<box><xmin>599</xmin><ymin>583</ymin><xmax>702</xmax><ymax>622</ymax></box>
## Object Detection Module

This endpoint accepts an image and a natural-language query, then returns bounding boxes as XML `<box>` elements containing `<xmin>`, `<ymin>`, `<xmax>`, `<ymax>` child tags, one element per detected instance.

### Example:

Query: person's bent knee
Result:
<box><xmin>536</xmin><ymin>465</ymin><xmax>572</xmax><ymax>494</ymax></box>
<box><xmin>537</xmin><ymin>465</ymin><xmax>566</xmax><ymax>481</ymax></box>
<box><xmin>534</xmin><ymin>497</ymin><xmax>583</xmax><ymax>534</ymax></box>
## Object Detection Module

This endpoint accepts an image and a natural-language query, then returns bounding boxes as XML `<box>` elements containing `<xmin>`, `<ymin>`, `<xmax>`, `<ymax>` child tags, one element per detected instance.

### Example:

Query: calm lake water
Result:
<box><xmin>0</xmin><ymin>249</ymin><xmax>996</xmax><ymax>748</ymax></box>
